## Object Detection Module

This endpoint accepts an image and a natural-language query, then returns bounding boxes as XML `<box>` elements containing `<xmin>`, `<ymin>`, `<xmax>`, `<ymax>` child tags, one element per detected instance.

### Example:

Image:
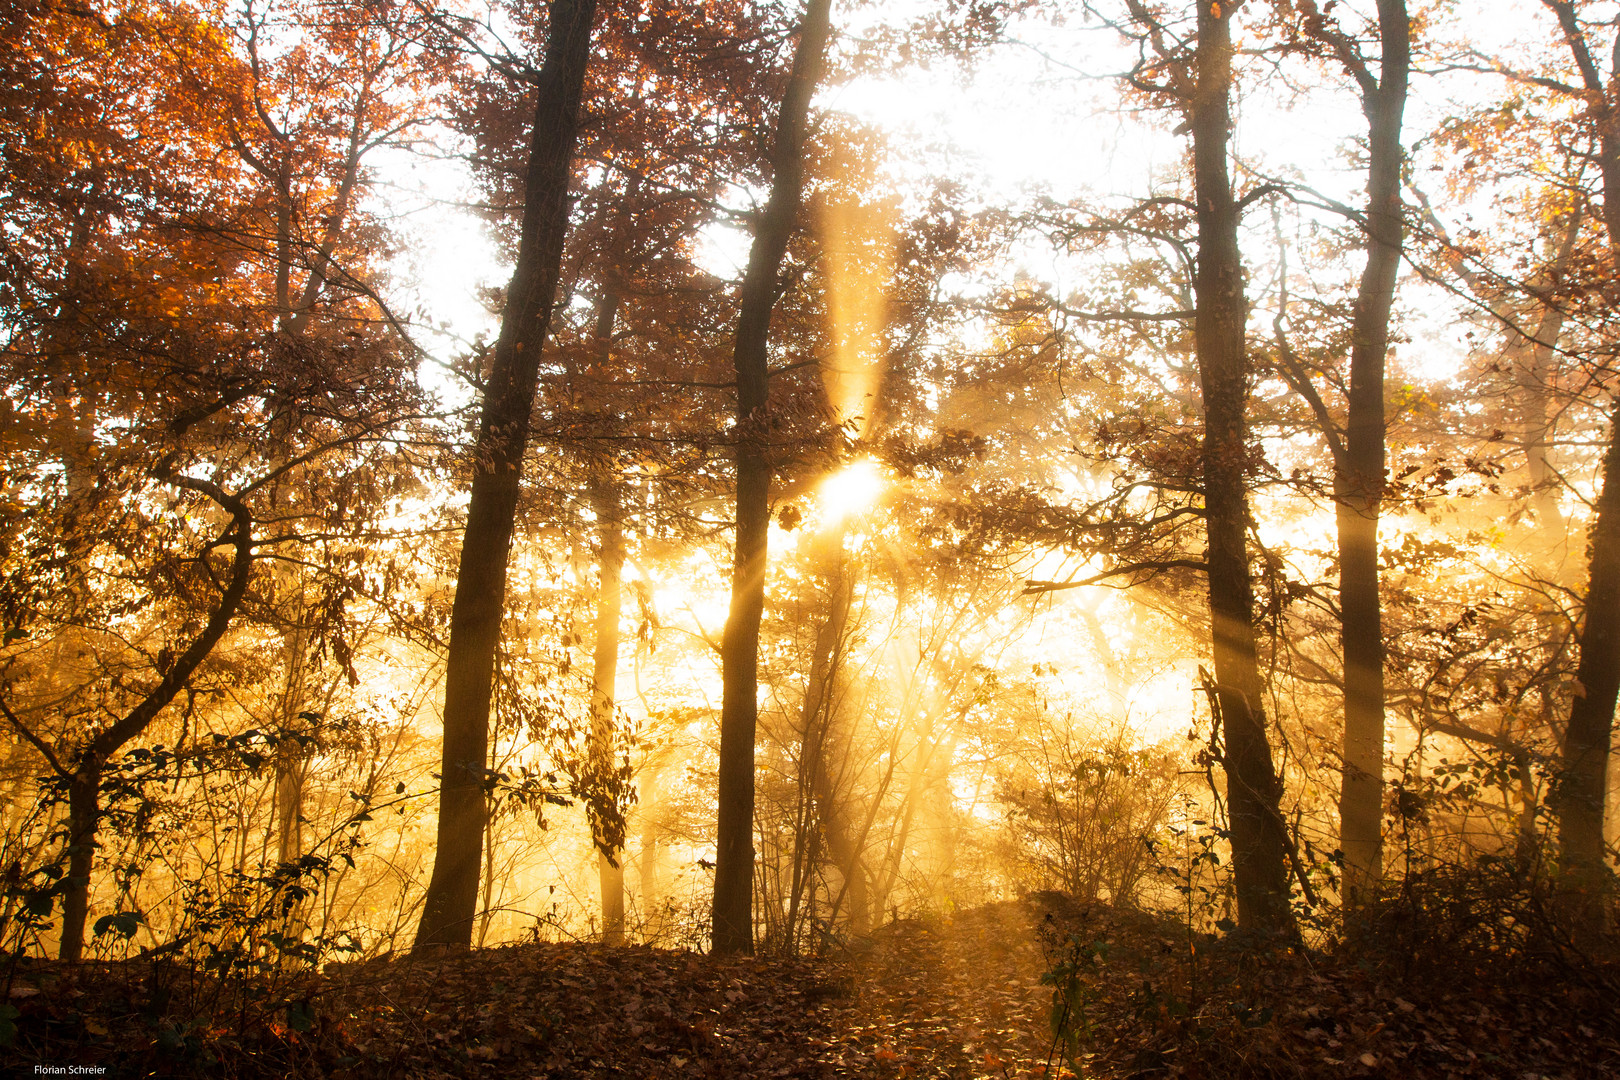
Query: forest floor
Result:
<box><xmin>6</xmin><ymin>893</ymin><xmax>1620</xmax><ymax>1078</ymax></box>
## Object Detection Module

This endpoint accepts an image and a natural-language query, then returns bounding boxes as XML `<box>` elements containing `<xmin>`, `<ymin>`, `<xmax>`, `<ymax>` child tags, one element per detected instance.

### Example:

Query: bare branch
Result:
<box><xmin>1024</xmin><ymin>558</ymin><xmax>1207</xmax><ymax>595</ymax></box>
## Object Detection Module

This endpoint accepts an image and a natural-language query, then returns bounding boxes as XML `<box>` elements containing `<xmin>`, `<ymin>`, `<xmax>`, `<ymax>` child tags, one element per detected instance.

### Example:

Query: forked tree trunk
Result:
<box><xmin>1189</xmin><ymin>1</ymin><xmax>1294</xmax><ymax>936</ymax></box>
<box><xmin>787</xmin><ymin>530</ymin><xmax>861</xmax><ymax>946</ymax></box>
<box><xmin>414</xmin><ymin>0</ymin><xmax>597</xmax><ymax>952</ymax></box>
<box><xmin>807</xmin><ymin>538</ymin><xmax>869</xmax><ymax>936</ymax></box>
<box><xmin>1335</xmin><ymin>0</ymin><xmax>1409</xmax><ymax>912</ymax></box>
<box><xmin>50</xmin><ymin>484</ymin><xmax>254</xmax><ymax>962</ymax></box>
<box><xmin>711</xmin><ymin>0</ymin><xmax>834</xmax><ymax>956</ymax></box>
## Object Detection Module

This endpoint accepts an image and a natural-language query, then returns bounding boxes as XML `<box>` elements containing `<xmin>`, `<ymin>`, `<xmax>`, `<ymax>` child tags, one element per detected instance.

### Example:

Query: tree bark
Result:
<box><xmin>785</xmin><ymin>529</ymin><xmax>861</xmax><ymax>948</ymax></box>
<box><xmin>272</xmin><ymin>588</ymin><xmax>312</xmax><ymax>871</ymax></box>
<box><xmin>1334</xmin><ymin>0</ymin><xmax>1409</xmax><ymax>911</ymax></box>
<box><xmin>1544</xmin><ymin>0</ymin><xmax>1620</xmax><ymax>941</ymax></box>
<box><xmin>274</xmin><ymin>735</ymin><xmax>308</xmax><ymax>867</ymax></box>
<box><xmin>638</xmin><ymin>754</ymin><xmax>664</xmax><ymax>927</ymax></box>
<box><xmin>572</xmin><ymin>284</ymin><xmax>629</xmax><ymax>944</ymax></box>
<box><xmin>1516</xmin><ymin>212</ymin><xmax>1580</xmax><ymax>533</ymax></box>
<box><xmin>711</xmin><ymin>0</ymin><xmax>834</xmax><ymax>956</ymax></box>
<box><xmin>1559</xmin><ymin>404</ymin><xmax>1620</xmax><ymax>934</ymax></box>
<box><xmin>590</xmin><ymin>471</ymin><xmax>626</xmax><ymax>945</ymax></box>
<box><xmin>57</xmin><ymin>760</ymin><xmax>101</xmax><ymax>963</ymax></box>
<box><xmin>803</xmin><ymin>536</ymin><xmax>868</xmax><ymax>937</ymax></box>
<box><xmin>414</xmin><ymin>0</ymin><xmax>597</xmax><ymax>953</ymax></box>
<box><xmin>1189</xmin><ymin>0</ymin><xmax>1294</xmax><ymax>936</ymax></box>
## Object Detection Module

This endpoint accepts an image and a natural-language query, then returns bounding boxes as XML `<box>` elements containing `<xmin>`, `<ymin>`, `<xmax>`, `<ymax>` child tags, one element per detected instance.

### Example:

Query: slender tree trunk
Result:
<box><xmin>273</xmin><ymin>721</ymin><xmax>310</xmax><ymax>949</ymax></box>
<box><xmin>1337</xmin><ymin>0</ymin><xmax>1409</xmax><ymax>911</ymax></box>
<box><xmin>837</xmin><ymin>701</ymin><xmax>912</xmax><ymax>929</ymax></box>
<box><xmin>1522</xmin><ymin>302</ymin><xmax>1568</xmax><ymax>531</ymax></box>
<box><xmin>415</xmin><ymin>0</ymin><xmax>597</xmax><ymax>952</ymax></box>
<box><xmin>477</xmin><ymin>815</ymin><xmax>500</xmax><ymax>948</ymax></box>
<box><xmin>638</xmin><ymin>755</ymin><xmax>663</xmax><ymax>933</ymax></box>
<box><xmin>273</xmin><ymin>603</ymin><xmax>311</xmax><ymax>869</ymax></box>
<box><xmin>273</xmin><ymin>744</ymin><xmax>308</xmax><ymax>866</ymax></box>
<box><xmin>1189</xmin><ymin>1</ymin><xmax>1293</xmax><ymax>936</ymax></box>
<box><xmin>711</xmin><ymin>0</ymin><xmax>834</xmax><ymax>956</ymax></box>
<box><xmin>808</xmin><ymin>694</ymin><xmax>867</xmax><ymax>941</ymax></box>
<box><xmin>784</xmin><ymin>529</ymin><xmax>859</xmax><ymax>948</ymax></box>
<box><xmin>590</xmin><ymin>473</ymin><xmax>626</xmax><ymax>945</ymax></box>
<box><xmin>1412</xmin><ymin>195</ymin><xmax>1576</xmax><ymax>532</ymax></box>
<box><xmin>1511</xmin><ymin>746</ymin><xmax>1543</xmax><ymax>870</ymax></box>
<box><xmin>584</xmin><ymin>288</ymin><xmax>627</xmax><ymax>945</ymax></box>
<box><xmin>801</xmin><ymin>536</ymin><xmax>867</xmax><ymax>936</ymax></box>
<box><xmin>871</xmin><ymin>728</ymin><xmax>953</xmax><ymax>922</ymax></box>
<box><xmin>782</xmin><ymin>786</ymin><xmax>818</xmax><ymax>952</ymax></box>
<box><xmin>1516</xmin><ymin>210</ymin><xmax>1580</xmax><ymax>533</ymax></box>
<box><xmin>274</xmin><ymin>160</ymin><xmax>292</xmax><ymax>327</ymax></box>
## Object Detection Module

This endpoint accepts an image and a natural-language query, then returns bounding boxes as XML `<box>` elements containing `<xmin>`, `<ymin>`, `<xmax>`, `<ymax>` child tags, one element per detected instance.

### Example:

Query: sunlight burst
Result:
<box><xmin>818</xmin><ymin>459</ymin><xmax>885</xmax><ymax>524</ymax></box>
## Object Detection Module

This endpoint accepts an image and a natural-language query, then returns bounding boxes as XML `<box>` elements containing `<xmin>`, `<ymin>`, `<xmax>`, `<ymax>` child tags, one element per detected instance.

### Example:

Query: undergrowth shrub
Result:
<box><xmin>998</xmin><ymin>722</ymin><xmax>1183</xmax><ymax>906</ymax></box>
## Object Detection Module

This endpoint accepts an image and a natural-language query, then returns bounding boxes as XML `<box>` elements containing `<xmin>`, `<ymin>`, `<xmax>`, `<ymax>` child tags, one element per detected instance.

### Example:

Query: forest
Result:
<box><xmin>2</xmin><ymin>0</ymin><xmax>1619</xmax><ymax>1075</ymax></box>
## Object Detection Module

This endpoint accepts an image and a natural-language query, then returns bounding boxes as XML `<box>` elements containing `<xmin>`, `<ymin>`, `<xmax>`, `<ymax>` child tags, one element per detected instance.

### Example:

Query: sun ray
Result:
<box><xmin>818</xmin><ymin>458</ymin><xmax>884</xmax><ymax>524</ymax></box>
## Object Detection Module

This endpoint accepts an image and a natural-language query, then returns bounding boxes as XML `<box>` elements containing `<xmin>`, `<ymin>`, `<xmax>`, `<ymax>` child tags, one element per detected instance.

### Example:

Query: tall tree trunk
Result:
<box><xmin>274</xmin><ymin>737</ymin><xmax>308</xmax><ymax>868</ymax></box>
<box><xmin>711</xmin><ymin>0</ymin><xmax>834</xmax><ymax>956</ymax></box>
<box><xmin>808</xmin><ymin>622</ymin><xmax>868</xmax><ymax>935</ymax></box>
<box><xmin>1559</xmin><ymin>405</ymin><xmax>1620</xmax><ymax>935</ymax></box>
<box><xmin>1189</xmin><ymin>1</ymin><xmax>1294</xmax><ymax>936</ymax></box>
<box><xmin>414</xmin><ymin>0</ymin><xmax>597</xmax><ymax>953</ymax></box>
<box><xmin>272</xmin><ymin>582</ymin><xmax>312</xmax><ymax>871</ymax></box>
<box><xmin>590</xmin><ymin>472</ymin><xmax>626</xmax><ymax>945</ymax></box>
<box><xmin>270</xmin><ymin>722</ymin><xmax>307</xmax><ymax>952</ymax></box>
<box><xmin>1521</xmin><ymin>301</ymin><xmax>1569</xmax><ymax>531</ymax></box>
<box><xmin>787</xmin><ymin>529</ymin><xmax>860</xmax><ymax>947</ymax></box>
<box><xmin>476</xmin><ymin>813</ymin><xmax>500</xmax><ymax>948</ymax></box>
<box><xmin>1335</xmin><ymin>0</ymin><xmax>1409</xmax><ymax>911</ymax></box>
<box><xmin>1517</xmin><ymin>207</ymin><xmax>1580</xmax><ymax>533</ymax></box>
<box><xmin>805</xmin><ymin>537</ymin><xmax>868</xmax><ymax>937</ymax></box>
<box><xmin>1544</xmin><ymin>0</ymin><xmax>1620</xmax><ymax>941</ymax></box>
<box><xmin>57</xmin><ymin>758</ymin><xmax>101</xmax><ymax>962</ymax></box>
<box><xmin>637</xmin><ymin>753</ymin><xmax>664</xmax><ymax>934</ymax></box>
<box><xmin>584</xmin><ymin>288</ymin><xmax>627</xmax><ymax>945</ymax></box>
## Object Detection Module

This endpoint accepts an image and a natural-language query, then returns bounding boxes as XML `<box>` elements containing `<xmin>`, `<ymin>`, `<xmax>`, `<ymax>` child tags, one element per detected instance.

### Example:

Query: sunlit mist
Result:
<box><xmin>817</xmin><ymin>458</ymin><xmax>885</xmax><ymax>524</ymax></box>
<box><xmin>820</xmin><ymin>155</ymin><xmax>896</xmax><ymax>438</ymax></box>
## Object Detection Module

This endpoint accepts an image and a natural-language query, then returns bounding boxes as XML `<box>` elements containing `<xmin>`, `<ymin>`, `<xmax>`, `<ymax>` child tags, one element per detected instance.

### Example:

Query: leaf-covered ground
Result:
<box><xmin>6</xmin><ymin>895</ymin><xmax>1618</xmax><ymax>1078</ymax></box>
